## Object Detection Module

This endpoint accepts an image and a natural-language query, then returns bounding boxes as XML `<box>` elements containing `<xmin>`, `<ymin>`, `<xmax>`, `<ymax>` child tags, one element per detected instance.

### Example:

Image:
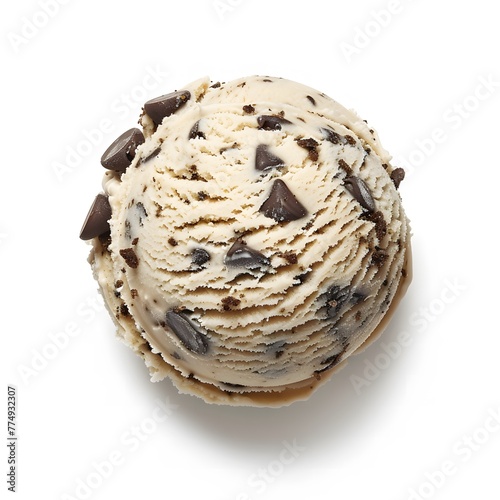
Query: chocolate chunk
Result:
<box><xmin>338</xmin><ymin>159</ymin><xmax>353</xmax><ymax>176</ymax></box>
<box><xmin>168</xmin><ymin>237</ymin><xmax>178</xmax><ymax>246</ymax></box>
<box><xmin>344</xmin><ymin>135</ymin><xmax>356</xmax><ymax>146</ymax></box>
<box><xmin>191</xmin><ymin>248</ymin><xmax>210</xmax><ymax>267</ymax></box>
<box><xmin>278</xmin><ymin>252</ymin><xmax>298</xmax><ymax>265</ymax></box>
<box><xmin>101</xmin><ymin>128</ymin><xmax>144</xmax><ymax>173</ymax></box>
<box><xmin>260</xmin><ymin>179</ymin><xmax>308</xmax><ymax>222</ymax></box>
<box><xmin>321</xmin><ymin>127</ymin><xmax>345</xmax><ymax>145</ymax></box>
<box><xmin>141</xmin><ymin>146</ymin><xmax>161</xmax><ymax>164</ymax></box>
<box><xmin>295</xmin><ymin>137</ymin><xmax>319</xmax><ymax>161</ymax></box>
<box><xmin>293</xmin><ymin>271</ymin><xmax>310</xmax><ymax>285</ymax></box>
<box><xmin>243</xmin><ymin>104</ymin><xmax>255</xmax><ymax>114</ymax></box>
<box><xmin>372</xmin><ymin>249</ymin><xmax>388</xmax><ymax>268</ymax></box>
<box><xmin>325</xmin><ymin>285</ymin><xmax>351</xmax><ymax>318</ymax></box>
<box><xmin>362</xmin><ymin>210</ymin><xmax>387</xmax><ymax>240</ymax></box>
<box><xmin>257</xmin><ymin>115</ymin><xmax>291</xmax><ymax>131</ymax></box>
<box><xmin>255</xmin><ymin>144</ymin><xmax>285</xmax><ymax>171</ymax></box>
<box><xmin>390</xmin><ymin>167</ymin><xmax>405</xmax><ymax>189</ymax></box>
<box><xmin>165</xmin><ymin>311</ymin><xmax>209</xmax><ymax>355</ymax></box>
<box><xmin>344</xmin><ymin>176</ymin><xmax>376</xmax><ymax>213</ymax></box>
<box><xmin>221</xmin><ymin>296</ymin><xmax>241</xmax><ymax>311</ymax></box>
<box><xmin>321</xmin><ymin>127</ymin><xmax>356</xmax><ymax>147</ymax></box>
<box><xmin>315</xmin><ymin>351</ymin><xmax>345</xmax><ymax>374</ymax></box>
<box><xmin>188</xmin><ymin>121</ymin><xmax>206</xmax><ymax>140</ymax></box>
<box><xmin>79</xmin><ymin>194</ymin><xmax>112</xmax><ymax>240</ymax></box>
<box><xmin>306</xmin><ymin>95</ymin><xmax>316</xmax><ymax>106</ymax></box>
<box><xmin>144</xmin><ymin>90</ymin><xmax>191</xmax><ymax>126</ymax></box>
<box><xmin>119</xmin><ymin>248</ymin><xmax>139</xmax><ymax>268</ymax></box>
<box><xmin>225</xmin><ymin>240</ymin><xmax>271</xmax><ymax>269</ymax></box>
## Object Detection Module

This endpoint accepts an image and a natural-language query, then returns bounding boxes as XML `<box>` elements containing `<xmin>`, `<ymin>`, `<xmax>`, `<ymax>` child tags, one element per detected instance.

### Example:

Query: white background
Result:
<box><xmin>2</xmin><ymin>1</ymin><xmax>499</xmax><ymax>499</ymax></box>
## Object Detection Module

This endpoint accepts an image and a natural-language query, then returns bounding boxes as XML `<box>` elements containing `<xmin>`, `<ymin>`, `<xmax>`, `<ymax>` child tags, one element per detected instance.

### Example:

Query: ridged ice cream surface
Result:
<box><xmin>85</xmin><ymin>75</ymin><xmax>411</xmax><ymax>406</ymax></box>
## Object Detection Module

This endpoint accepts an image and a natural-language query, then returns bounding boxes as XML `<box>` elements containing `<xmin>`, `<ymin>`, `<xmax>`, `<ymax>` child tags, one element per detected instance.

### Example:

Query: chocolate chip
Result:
<box><xmin>390</xmin><ymin>167</ymin><xmax>405</xmax><ymax>189</ymax></box>
<box><xmin>243</xmin><ymin>104</ymin><xmax>255</xmax><ymax>114</ymax></box>
<box><xmin>168</xmin><ymin>237</ymin><xmax>178</xmax><ymax>247</ymax></box>
<box><xmin>191</xmin><ymin>248</ymin><xmax>210</xmax><ymax>267</ymax></box>
<box><xmin>165</xmin><ymin>311</ymin><xmax>209</xmax><ymax>355</ymax></box>
<box><xmin>255</xmin><ymin>144</ymin><xmax>285</xmax><ymax>171</ymax></box>
<box><xmin>257</xmin><ymin>115</ymin><xmax>291</xmax><ymax>131</ymax></box>
<box><xmin>225</xmin><ymin>240</ymin><xmax>271</xmax><ymax>269</ymax></box>
<box><xmin>306</xmin><ymin>95</ymin><xmax>316</xmax><ymax>105</ymax></box>
<box><xmin>101</xmin><ymin>128</ymin><xmax>144</xmax><ymax>173</ymax></box>
<box><xmin>295</xmin><ymin>137</ymin><xmax>319</xmax><ymax>161</ymax></box>
<box><xmin>259</xmin><ymin>179</ymin><xmax>308</xmax><ymax>222</ymax></box>
<box><xmin>188</xmin><ymin>121</ymin><xmax>206</xmax><ymax>140</ymax></box>
<box><xmin>119</xmin><ymin>248</ymin><xmax>139</xmax><ymax>268</ymax></box>
<box><xmin>144</xmin><ymin>90</ymin><xmax>191</xmax><ymax>126</ymax></box>
<box><xmin>79</xmin><ymin>194</ymin><xmax>112</xmax><ymax>240</ymax></box>
<box><xmin>344</xmin><ymin>176</ymin><xmax>376</xmax><ymax>213</ymax></box>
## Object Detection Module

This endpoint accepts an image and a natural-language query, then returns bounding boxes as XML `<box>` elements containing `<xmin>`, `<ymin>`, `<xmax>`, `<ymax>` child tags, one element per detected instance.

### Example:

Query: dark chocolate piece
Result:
<box><xmin>189</xmin><ymin>121</ymin><xmax>206</xmax><ymax>140</ymax></box>
<box><xmin>191</xmin><ymin>248</ymin><xmax>210</xmax><ymax>267</ymax></box>
<box><xmin>144</xmin><ymin>90</ymin><xmax>191</xmax><ymax>126</ymax></box>
<box><xmin>119</xmin><ymin>248</ymin><xmax>139</xmax><ymax>268</ymax></box>
<box><xmin>79</xmin><ymin>194</ymin><xmax>112</xmax><ymax>240</ymax></box>
<box><xmin>257</xmin><ymin>115</ymin><xmax>291</xmax><ymax>131</ymax></box>
<box><xmin>390</xmin><ymin>167</ymin><xmax>405</xmax><ymax>189</ymax></box>
<box><xmin>306</xmin><ymin>95</ymin><xmax>316</xmax><ymax>106</ymax></box>
<box><xmin>225</xmin><ymin>240</ymin><xmax>270</xmax><ymax>269</ymax></box>
<box><xmin>101</xmin><ymin>128</ymin><xmax>144</xmax><ymax>173</ymax></box>
<box><xmin>344</xmin><ymin>176</ymin><xmax>376</xmax><ymax>213</ymax></box>
<box><xmin>141</xmin><ymin>146</ymin><xmax>162</xmax><ymax>164</ymax></box>
<box><xmin>315</xmin><ymin>352</ymin><xmax>343</xmax><ymax>374</ymax></box>
<box><xmin>165</xmin><ymin>311</ymin><xmax>209</xmax><ymax>355</ymax></box>
<box><xmin>255</xmin><ymin>144</ymin><xmax>285</xmax><ymax>171</ymax></box>
<box><xmin>259</xmin><ymin>179</ymin><xmax>308</xmax><ymax>222</ymax></box>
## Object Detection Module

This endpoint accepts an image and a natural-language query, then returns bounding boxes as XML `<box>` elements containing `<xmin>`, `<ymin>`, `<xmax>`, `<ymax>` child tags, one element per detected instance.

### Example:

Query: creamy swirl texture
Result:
<box><xmin>82</xmin><ymin>76</ymin><xmax>411</xmax><ymax>406</ymax></box>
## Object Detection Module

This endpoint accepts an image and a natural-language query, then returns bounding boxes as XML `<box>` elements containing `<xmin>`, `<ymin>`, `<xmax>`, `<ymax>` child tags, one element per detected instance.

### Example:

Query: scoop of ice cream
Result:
<box><xmin>80</xmin><ymin>75</ymin><xmax>411</xmax><ymax>406</ymax></box>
